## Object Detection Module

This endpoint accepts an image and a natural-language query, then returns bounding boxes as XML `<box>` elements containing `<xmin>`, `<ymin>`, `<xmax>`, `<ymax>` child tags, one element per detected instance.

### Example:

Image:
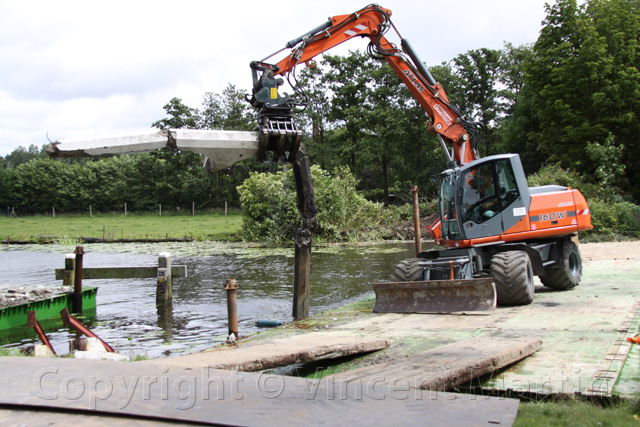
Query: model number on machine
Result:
<box><xmin>539</xmin><ymin>211</ymin><xmax>567</xmax><ymax>222</ymax></box>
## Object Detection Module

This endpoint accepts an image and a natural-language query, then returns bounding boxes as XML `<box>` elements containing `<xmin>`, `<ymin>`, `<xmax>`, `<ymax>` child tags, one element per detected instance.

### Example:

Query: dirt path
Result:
<box><xmin>580</xmin><ymin>240</ymin><xmax>640</xmax><ymax>261</ymax></box>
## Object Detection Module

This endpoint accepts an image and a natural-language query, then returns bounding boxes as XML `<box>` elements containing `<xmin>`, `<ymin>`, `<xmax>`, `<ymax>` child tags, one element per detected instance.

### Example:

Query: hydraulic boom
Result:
<box><xmin>247</xmin><ymin>4</ymin><xmax>483</xmax><ymax>167</ymax></box>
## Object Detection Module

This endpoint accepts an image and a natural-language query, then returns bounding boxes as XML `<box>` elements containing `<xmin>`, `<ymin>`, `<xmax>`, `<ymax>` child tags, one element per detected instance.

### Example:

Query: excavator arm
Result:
<box><xmin>248</xmin><ymin>4</ymin><xmax>483</xmax><ymax>166</ymax></box>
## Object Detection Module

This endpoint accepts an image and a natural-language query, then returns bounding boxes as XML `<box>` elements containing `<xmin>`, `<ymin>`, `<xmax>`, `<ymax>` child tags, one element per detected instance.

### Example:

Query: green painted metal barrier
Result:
<box><xmin>0</xmin><ymin>287</ymin><xmax>98</xmax><ymax>330</ymax></box>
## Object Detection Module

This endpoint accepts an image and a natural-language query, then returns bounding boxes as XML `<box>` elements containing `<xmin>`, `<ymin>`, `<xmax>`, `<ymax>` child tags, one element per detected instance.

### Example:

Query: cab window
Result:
<box><xmin>461</xmin><ymin>159</ymin><xmax>520</xmax><ymax>224</ymax></box>
<box><xmin>496</xmin><ymin>159</ymin><xmax>520</xmax><ymax>206</ymax></box>
<box><xmin>461</xmin><ymin>164</ymin><xmax>498</xmax><ymax>224</ymax></box>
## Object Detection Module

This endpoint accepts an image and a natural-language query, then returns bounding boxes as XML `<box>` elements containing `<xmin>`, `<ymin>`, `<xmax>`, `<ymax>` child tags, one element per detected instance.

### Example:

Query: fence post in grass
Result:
<box><xmin>192</xmin><ymin>201</ymin><xmax>195</xmax><ymax>216</ymax></box>
<box><xmin>90</xmin><ymin>205</ymin><xmax>93</xmax><ymax>218</ymax></box>
<box><xmin>124</xmin><ymin>202</ymin><xmax>127</xmax><ymax>217</ymax></box>
<box><xmin>156</xmin><ymin>252</ymin><xmax>172</xmax><ymax>305</ymax></box>
<box><xmin>159</xmin><ymin>204</ymin><xmax>162</xmax><ymax>217</ymax></box>
<box><xmin>225</xmin><ymin>201</ymin><xmax>227</xmax><ymax>216</ymax></box>
<box><xmin>52</xmin><ymin>207</ymin><xmax>55</xmax><ymax>218</ymax></box>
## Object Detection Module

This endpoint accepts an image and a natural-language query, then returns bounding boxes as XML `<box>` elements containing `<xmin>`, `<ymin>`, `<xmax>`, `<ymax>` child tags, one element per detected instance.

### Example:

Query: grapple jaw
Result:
<box><xmin>256</xmin><ymin>116</ymin><xmax>302</xmax><ymax>164</ymax></box>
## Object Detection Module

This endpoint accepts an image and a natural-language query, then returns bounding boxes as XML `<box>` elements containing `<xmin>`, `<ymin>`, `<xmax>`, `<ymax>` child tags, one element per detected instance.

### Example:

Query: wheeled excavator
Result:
<box><xmin>247</xmin><ymin>4</ymin><xmax>593</xmax><ymax>310</ymax></box>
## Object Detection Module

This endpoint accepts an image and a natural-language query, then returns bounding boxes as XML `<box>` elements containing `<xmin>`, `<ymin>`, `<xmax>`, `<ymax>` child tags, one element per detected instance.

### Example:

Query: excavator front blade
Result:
<box><xmin>372</xmin><ymin>278</ymin><xmax>496</xmax><ymax>313</ymax></box>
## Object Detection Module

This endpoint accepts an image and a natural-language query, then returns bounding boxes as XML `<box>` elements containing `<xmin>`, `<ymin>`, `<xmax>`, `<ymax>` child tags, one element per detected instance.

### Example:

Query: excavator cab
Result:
<box><xmin>439</xmin><ymin>154</ymin><xmax>531</xmax><ymax>243</ymax></box>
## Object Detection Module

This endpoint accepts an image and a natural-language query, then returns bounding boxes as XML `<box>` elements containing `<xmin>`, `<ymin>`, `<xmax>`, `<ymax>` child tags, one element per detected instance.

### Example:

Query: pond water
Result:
<box><xmin>0</xmin><ymin>241</ymin><xmax>416</xmax><ymax>359</ymax></box>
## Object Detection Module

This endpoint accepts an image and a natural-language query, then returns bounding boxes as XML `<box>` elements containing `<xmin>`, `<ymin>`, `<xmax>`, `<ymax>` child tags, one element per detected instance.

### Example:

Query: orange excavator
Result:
<box><xmin>248</xmin><ymin>4</ymin><xmax>592</xmax><ymax>310</ymax></box>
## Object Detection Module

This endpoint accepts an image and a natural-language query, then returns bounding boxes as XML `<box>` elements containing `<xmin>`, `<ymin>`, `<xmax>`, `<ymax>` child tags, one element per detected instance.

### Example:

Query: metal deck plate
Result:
<box><xmin>0</xmin><ymin>357</ymin><xmax>519</xmax><ymax>426</ymax></box>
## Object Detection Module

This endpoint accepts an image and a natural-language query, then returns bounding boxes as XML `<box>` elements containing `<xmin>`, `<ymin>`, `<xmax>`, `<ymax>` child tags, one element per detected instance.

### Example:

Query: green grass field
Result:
<box><xmin>515</xmin><ymin>398</ymin><xmax>640</xmax><ymax>426</ymax></box>
<box><xmin>0</xmin><ymin>211</ymin><xmax>244</xmax><ymax>242</ymax></box>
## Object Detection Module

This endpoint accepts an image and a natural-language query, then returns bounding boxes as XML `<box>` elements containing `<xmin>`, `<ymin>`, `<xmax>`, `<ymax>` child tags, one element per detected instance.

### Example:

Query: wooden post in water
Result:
<box><xmin>291</xmin><ymin>147</ymin><xmax>318</xmax><ymax>320</ymax></box>
<box><xmin>293</xmin><ymin>229</ymin><xmax>312</xmax><ymax>319</ymax></box>
<box><xmin>156</xmin><ymin>252</ymin><xmax>172</xmax><ymax>305</ymax></box>
<box><xmin>412</xmin><ymin>185</ymin><xmax>422</xmax><ymax>256</ymax></box>
<box><xmin>63</xmin><ymin>254</ymin><xmax>75</xmax><ymax>287</ymax></box>
<box><xmin>72</xmin><ymin>246</ymin><xmax>85</xmax><ymax>314</ymax></box>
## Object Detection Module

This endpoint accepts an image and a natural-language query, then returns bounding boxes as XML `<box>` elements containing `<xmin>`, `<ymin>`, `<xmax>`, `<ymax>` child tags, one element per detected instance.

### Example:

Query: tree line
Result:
<box><xmin>1</xmin><ymin>0</ymin><xmax>639</xmax><ymax>237</ymax></box>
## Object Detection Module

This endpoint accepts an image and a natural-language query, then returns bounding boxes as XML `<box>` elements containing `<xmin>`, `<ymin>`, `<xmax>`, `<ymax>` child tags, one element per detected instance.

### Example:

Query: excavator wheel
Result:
<box><xmin>541</xmin><ymin>239</ymin><xmax>582</xmax><ymax>290</ymax></box>
<box><xmin>491</xmin><ymin>251</ymin><xmax>534</xmax><ymax>306</ymax></box>
<box><xmin>393</xmin><ymin>258</ymin><xmax>424</xmax><ymax>282</ymax></box>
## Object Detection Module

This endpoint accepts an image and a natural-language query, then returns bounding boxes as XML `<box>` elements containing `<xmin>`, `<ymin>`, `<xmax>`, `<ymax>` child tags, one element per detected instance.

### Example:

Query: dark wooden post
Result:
<box><xmin>156</xmin><ymin>252</ymin><xmax>172</xmax><ymax>305</ymax></box>
<box><xmin>412</xmin><ymin>185</ymin><xmax>423</xmax><ymax>256</ymax></box>
<box><xmin>293</xmin><ymin>229</ymin><xmax>312</xmax><ymax>318</ymax></box>
<box><xmin>291</xmin><ymin>147</ymin><xmax>318</xmax><ymax>320</ymax></box>
<box><xmin>72</xmin><ymin>246</ymin><xmax>85</xmax><ymax>314</ymax></box>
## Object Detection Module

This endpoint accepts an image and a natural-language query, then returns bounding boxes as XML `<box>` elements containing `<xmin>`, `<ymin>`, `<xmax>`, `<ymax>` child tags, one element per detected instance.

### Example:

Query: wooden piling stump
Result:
<box><xmin>63</xmin><ymin>254</ymin><xmax>75</xmax><ymax>287</ymax></box>
<box><xmin>156</xmin><ymin>252</ymin><xmax>172</xmax><ymax>305</ymax></box>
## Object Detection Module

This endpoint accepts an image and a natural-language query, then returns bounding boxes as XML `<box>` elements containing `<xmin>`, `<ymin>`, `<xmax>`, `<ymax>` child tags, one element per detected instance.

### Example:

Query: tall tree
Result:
<box><xmin>296</xmin><ymin>66</ymin><xmax>334</xmax><ymax>170</ymax></box>
<box><xmin>495</xmin><ymin>43</ymin><xmax>546</xmax><ymax>171</ymax></box>
<box><xmin>321</xmin><ymin>51</ymin><xmax>376</xmax><ymax>172</ymax></box>
<box><xmin>452</xmin><ymin>48</ymin><xmax>503</xmax><ymax>156</ymax></box>
<box><xmin>201</xmin><ymin>83</ymin><xmax>255</xmax><ymax>131</ymax></box>
<box><xmin>152</xmin><ymin>97</ymin><xmax>201</xmax><ymax>130</ymax></box>
<box><xmin>524</xmin><ymin>0</ymin><xmax>640</xmax><ymax>199</ymax></box>
<box><xmin>3</xmin><ymin>145</ymin><xmax>45</xmax><ymax>169</ymax></box>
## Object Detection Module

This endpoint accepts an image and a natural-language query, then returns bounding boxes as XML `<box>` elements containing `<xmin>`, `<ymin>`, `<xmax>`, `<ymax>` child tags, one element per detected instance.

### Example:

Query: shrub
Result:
<box><xmin>237</xmin><ymin>165</ymin><xmax>405</xmax><ymax>244</ymax></box>
<box><xmin>236</xmin><ymin>169</ymin><xmax>299</xmax><ymax>244</ymax></box>
<box><xmin>527</xmin><ymin>163</ymin><xmax>598</xmax><ymax>199</ymax></box>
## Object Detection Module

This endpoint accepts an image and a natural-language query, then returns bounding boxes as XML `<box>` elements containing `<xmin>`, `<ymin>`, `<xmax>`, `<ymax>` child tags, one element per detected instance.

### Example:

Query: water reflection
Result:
<box><xmin>0</xmin><ymin>242</ymin><xmax>415</xmax><ymax>358</ymax></box>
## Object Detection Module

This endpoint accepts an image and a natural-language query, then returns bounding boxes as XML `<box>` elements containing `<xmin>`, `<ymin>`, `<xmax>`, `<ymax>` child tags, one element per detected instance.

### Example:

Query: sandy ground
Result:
<box><xmin>580</xmin><ymin>240</ymin><xmax>640</xmax><ymax>262</ymax></box>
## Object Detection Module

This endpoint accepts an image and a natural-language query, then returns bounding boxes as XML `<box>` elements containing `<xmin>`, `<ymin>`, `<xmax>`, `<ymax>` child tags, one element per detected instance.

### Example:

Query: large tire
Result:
<box><xmin>491</xmin><ymin>251</ymin><xmax>535</xmax><ymax>306</ymax></box>
<box><xmin>541</xmin><ymin>239</ymin><xmax>582</xmax><ymax>289</ymax></box>
<box><xmin>394</xmin><ymin>258</ymin><xmax>424</xmax><ymax>282</ymax></box>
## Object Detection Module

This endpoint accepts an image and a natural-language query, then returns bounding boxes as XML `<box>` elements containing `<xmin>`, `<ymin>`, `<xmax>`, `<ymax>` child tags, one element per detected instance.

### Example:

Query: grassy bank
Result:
<box><xmin>515</xmin><ymin>398</ymin><xmax>640</xmax><ymax>426</ymax></box>
<box><xmin>0</xmin><ymin>211</ymin><xmax>243</xmax><ymax>242</ymax></box>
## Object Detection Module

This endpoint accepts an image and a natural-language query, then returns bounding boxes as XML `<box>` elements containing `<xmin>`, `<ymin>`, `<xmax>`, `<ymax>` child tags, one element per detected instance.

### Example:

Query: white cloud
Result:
<box><xmin>0</xmin><ymin>0</ymin><xmax>549</xmax><ymax>156</ymax></box>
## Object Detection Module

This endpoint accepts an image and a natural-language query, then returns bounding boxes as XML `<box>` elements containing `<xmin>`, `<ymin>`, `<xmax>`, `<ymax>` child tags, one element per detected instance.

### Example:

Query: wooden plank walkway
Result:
<box><xmin>146</xmin><ymin>335</ymin><xmax>391</xmax><ymax>371</ymax></box>
<box><xmin>329</xmin><ymin>335</ymin><xmax>541</xmax><ymax>391</ymax></box>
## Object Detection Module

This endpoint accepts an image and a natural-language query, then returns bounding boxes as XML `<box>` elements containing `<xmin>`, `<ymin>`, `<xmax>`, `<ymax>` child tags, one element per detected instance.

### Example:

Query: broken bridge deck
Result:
<box><xmin>328</xmin><ymin>336</ymin><xmax>541</xmax><ymax>392</ymax></box>
<box><xmin>144</xmin><ymin>335</ymin><xmax>391</xmax><ymax>371</ymax></box>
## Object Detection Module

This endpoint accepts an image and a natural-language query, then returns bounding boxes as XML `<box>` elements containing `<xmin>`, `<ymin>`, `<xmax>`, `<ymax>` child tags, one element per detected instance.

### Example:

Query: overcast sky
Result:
<box><xmin>0</xmin><ymin>0</ymin><xmax>552</xmax><ymax>156</ymax></box>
